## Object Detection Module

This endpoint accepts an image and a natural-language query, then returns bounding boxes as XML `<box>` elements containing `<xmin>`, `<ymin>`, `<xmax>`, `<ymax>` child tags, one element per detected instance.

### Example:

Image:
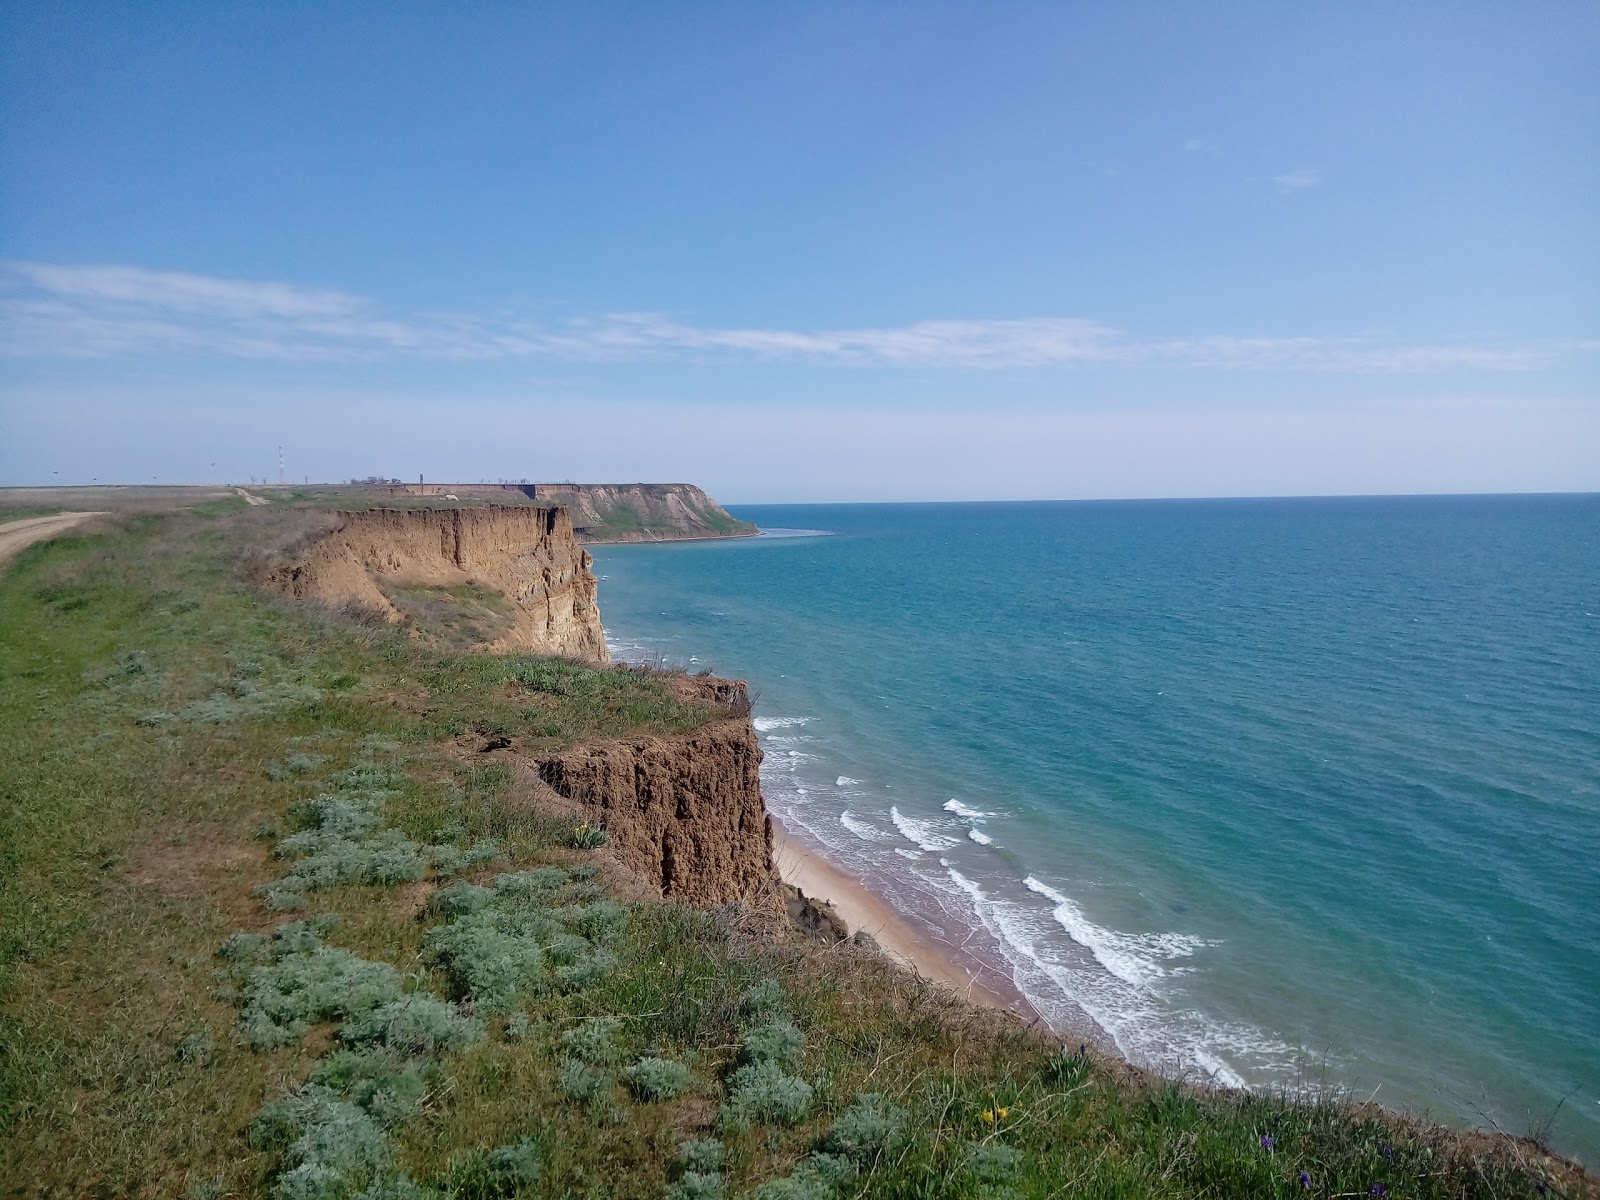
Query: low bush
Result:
<box><xmin>718</xmin><ymin>1061</ymin><xmax>815</xmax><ymax>1132</ymax></box>
<box><xmin>624</xmin><ymin>1055</ymin><xmax>693</xmax><ymax>1102</ymax></box>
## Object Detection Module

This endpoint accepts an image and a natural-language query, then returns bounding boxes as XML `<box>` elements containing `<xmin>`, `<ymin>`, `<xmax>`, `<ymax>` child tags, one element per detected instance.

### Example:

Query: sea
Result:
<box><xmin>588</xmin><ymin>495</ymin><xmax>1600</xmax><ymax>1162</ymax></box>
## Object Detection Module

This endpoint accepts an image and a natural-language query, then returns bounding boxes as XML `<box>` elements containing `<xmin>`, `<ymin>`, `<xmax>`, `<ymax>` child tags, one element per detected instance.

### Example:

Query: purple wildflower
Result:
<box><xmin>1298</xmin><ymin>1172</ymin><xmax>1313</xmax><ymax>1189</ymax></box>
<box><xmin>1260</xmin><ymin>1134</ymin><xmax>1276</xmax><ymax>1150</ymax></box>
<box><xmin>1380</xmin><ymin>1144</ymin><xmax>1395</xmax><ymax>1160</ymax></box>
<box><xmin>1370</xmin><ymin>1185</ymin><xmax>1387</xmax><ymax>1196</ymax></box>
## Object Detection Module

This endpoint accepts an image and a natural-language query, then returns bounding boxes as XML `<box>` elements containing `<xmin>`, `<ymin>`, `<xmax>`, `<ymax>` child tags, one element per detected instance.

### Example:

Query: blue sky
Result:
<box><xmin>1</xmin><ymin>3</ymin><xmax>1595</xmax><ymax>500</ymax></box>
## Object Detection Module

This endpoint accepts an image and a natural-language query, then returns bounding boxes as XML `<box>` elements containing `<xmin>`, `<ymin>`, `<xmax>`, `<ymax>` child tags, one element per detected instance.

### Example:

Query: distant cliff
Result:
<box><xmin>266</xmin><ymin>505</ymin><xmax>610</xmax><ymax>663</ymax></box>
<box><xmin>378</xmin><ymin>482</ymin><xmax>758</xmax><ymax>543</ymax></box>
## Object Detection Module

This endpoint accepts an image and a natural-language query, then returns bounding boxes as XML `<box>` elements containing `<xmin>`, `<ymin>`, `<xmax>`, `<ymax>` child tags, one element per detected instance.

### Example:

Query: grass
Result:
<box><xmin>0</xmin><ymin>507</ymin><xmax>1589</xmax><ymax>1199</ymax></box>
<box><xmin>0</xmin><ymin>506</ymin><xmax>67</xmax><ymax>524</ymax></box>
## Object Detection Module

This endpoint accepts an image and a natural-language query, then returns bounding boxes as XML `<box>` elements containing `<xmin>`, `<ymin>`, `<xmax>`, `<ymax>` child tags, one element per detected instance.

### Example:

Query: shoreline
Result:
<box><xmin>770</xmin><ymin>820</ymin><xmax>1037</xmax><ymax>1020</ymax></box>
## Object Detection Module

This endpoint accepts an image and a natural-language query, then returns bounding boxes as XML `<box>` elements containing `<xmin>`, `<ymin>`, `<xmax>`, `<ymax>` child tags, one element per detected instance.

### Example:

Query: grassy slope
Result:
<box><xmin>0</xmin><ymin>510</ymin><xmax>1585</xmax><ymax>1200</ymax></box>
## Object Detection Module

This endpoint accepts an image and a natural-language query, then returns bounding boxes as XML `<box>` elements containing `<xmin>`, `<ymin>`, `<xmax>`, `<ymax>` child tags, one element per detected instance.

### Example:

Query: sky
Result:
<box><xmin>1</xmin><ymin>3</ymin><xmax>1596</xmax><ymax>502</ymax></box>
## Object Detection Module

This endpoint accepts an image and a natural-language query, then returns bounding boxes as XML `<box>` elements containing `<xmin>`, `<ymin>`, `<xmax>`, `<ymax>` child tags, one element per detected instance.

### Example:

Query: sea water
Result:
<box><xmin>589</xmin><ymin>496</ymin><xmax>1600</xmax><ymax>1161</ymax></box>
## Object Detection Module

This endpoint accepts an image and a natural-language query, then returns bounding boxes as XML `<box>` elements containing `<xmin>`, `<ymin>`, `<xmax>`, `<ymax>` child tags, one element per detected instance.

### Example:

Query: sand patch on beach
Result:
<box><xmin>771</xmin><ymin>822</ymin><xmax>1028</xmax><ymax>1016</ymax></box>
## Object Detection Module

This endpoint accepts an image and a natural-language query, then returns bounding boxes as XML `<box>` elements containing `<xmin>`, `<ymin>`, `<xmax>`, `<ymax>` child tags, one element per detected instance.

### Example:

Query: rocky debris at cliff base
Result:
<box><xmin>784</xmin><ymin>884</ymin><xmax>850</xmax><ymax>945</ymax></box>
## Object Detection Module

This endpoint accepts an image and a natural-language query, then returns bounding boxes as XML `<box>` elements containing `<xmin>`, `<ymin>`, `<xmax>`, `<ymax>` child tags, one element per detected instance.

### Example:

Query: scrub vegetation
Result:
<box><xmin>0</xmin><ymin>507</ymin><xmax>1589</xmax><ymax>1198</ymax></box>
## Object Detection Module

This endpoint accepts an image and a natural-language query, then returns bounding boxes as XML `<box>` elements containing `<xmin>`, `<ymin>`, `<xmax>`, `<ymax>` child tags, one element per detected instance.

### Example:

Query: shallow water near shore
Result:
<box><xmin>590</xmin><ymin>495</ymin><xmax>1600</xmax><ymax>1162</ymax></box>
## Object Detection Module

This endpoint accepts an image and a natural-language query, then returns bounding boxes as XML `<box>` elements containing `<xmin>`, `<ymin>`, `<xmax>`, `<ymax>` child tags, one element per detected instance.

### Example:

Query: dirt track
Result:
<box><xmin>0</xmin><ymin>512</ymin><xmax>103</xmax><ymax>572</ymax></box>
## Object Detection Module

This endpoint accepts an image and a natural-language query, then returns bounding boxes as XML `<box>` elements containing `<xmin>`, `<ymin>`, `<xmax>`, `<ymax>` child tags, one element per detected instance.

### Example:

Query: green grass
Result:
<box><xmin>0</xmin><ymin>508</ymin><xmax>1587</xmax><ymax>1199</ymax></box>
<box><xmin>0</xmin><ymin>505</ymin><xmax>67</xmax><ymax>524</ymax></box>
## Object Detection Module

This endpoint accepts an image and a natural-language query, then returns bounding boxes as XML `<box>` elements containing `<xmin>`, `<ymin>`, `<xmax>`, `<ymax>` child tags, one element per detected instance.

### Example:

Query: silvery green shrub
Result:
<box><xmin>624</xmin><ymin>1056</ymin><xmax>693</xmax><ymax>1102</ymax></box>
<box><xmin>824</xmin><ymin>1092</ymin><xmax>907</xmax><ymax>1161</ymax></box>
<box><xmin>718</xmin><ymin>1061</ymin><xmax>814</xmax><ymax>1132</ymax></box>
<box><xmin>339</xmin><ymin>995</ymin><xmax>483</xmax><ymax>1056</ymax></box>
<box><xmin>558</xmin><ymin>1017</ymin><xmax>625</xmax><ymax>1064</ymax></box>
<box><xmin>739</xmin><ymin>1020</ymin><xmax>804</xmax><ymax>1070</ymax></box>
<box><xmin>557</xmin><ymin>1059</ymin><xmax>613</xmax><ymax>1105</ymax></box>
<box><xmin>309</xmin><ymin>1049</ymin><xmax>437</xmax><ymax>1125</ymax></box>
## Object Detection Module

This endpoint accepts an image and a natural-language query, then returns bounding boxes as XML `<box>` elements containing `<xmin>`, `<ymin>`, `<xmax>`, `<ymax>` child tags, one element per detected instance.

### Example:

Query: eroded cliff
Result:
<box><xmin>268</xmin><ymin>505</ymin><xmax>610</xmax><ymax>663</ymax></box>
<box><xmin>377</xmin><ymin>482</ymin><xmax>757</xmax><ymax>543</ymax></box>
<box><xmin>533</xmin><ymin>679</ymin><xmax>777</xmax><ymax>907</ymax></box>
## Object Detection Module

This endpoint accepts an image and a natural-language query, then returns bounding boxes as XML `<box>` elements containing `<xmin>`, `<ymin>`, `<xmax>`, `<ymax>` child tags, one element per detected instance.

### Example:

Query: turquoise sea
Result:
<box><xmin>589</xmin><ymin>496</ymin><xmax>1600</xmax><ymax>1162</ymax></box>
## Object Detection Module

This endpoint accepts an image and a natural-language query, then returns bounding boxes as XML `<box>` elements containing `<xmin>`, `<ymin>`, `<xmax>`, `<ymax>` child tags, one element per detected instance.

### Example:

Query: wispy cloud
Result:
<box><xmin>1184</xmin><ymin>138</ymin><xmax>1220</xmax><ymax>154</ymax></box>
<box><xmin>1272</xmin><ymin>168</ymin><xmax>1321</xmax><ymax>192</ymax></box>
<box><xmin>0</xmin><ymin>261</ymin><xmax>1578</xmax><ymax>375</ymax></box>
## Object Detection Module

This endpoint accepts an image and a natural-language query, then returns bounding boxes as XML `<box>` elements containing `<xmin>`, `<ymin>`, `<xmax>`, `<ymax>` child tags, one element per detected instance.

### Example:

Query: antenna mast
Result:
<box><xmin>278</xmin><ymin>445</ymin><xmax>284</xmax><ymax>485</ymax></box>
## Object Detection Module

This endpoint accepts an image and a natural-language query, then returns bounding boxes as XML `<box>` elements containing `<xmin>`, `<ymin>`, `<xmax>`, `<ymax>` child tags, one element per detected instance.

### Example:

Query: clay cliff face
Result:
<box><xmin>269</xmin><ymin>506</ymin><xmax>610</xmax><ymax>663</ymax></box>
<box><xmin>535</xmin><ymin>699</ymin><xmax>776</xmax><ymax>907</ymax></box>
<box><xmin>375</xmin><ymin>483</ymin><xmax>756</xmax><ymax>544</ymax></box>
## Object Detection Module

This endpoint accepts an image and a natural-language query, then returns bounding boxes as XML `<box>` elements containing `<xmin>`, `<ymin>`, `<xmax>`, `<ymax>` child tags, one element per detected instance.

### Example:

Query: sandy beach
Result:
<box><xmin>770</xmin><ymin>821</ymin><xmax>1030</xmax><ymax>1017</ymax></box>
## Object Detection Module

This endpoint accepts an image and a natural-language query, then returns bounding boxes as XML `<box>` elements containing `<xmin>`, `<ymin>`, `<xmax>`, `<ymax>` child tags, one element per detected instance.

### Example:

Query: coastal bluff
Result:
<box><xmin>533</xmin><ymin>677</ymin><xmax>777</xmax><ymax>908</ymax></box>
<box><xmin>266</xmin><ymin>505</ymin><xmax>610</xmax><ymax>662</ymax></box>
<box><xmin>378</xmin><ymin>482</ymin><xmax>757</xmax><ymax>543</ymax></box>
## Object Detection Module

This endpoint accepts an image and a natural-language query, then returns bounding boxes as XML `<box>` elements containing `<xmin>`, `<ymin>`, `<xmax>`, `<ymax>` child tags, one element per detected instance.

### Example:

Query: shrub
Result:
<box><xmin>558</xmin><ymin>1017</ymin><xmax>625</xmax><ymax>1065</ymax></box>
<box><xmin>667</xmin><ymin>1172</ymin><xmax>726</xmax><ymax>1200</ymax></box>
<box><xmin>445</xmin><ymin>1138</ymin><xmax>541</xmax><ymax>1199</ymax></box>
<box><xmin>677</xmin><ymin>1139</ymin><xmax>725</xmax><ymax>1173</ymax></box>
<box><xmin>174</xmin><ymin>1030</ymin><xmax>214</xmax><ymax>1065</ymax></box>
<box><xmin>624</xmin><ymin>1056</ymin><xmax>694</xmax><ymax>1102</ymax></box>
<box><xmin>237</xmin><ymin>929</ymin><xmax>404</xmax><ymax>1051</ymax></box>
<box><xmin>339</xmin><ymin>994</ymin><xmax>484</xmax><ymax>1056</ymax></box>
<box><xmin>738</xmin><ymin>978</ymin><xmax>788</xmax><ymax>1020</ymax></box>
<box><xmin>555</xmin><ymin>948</ymin><xmax>619</xmax><ymax>991</ymax></box>
<box><xmin>739</xmin><ymin>1020</ymin><xmax>805</xmax><ymax>1070</ymax></box>
<box><xmin>424</xmin><ymin>910</ymin><xmax>551</xmax><ymax>1013</ymax></box>
<box><xmin>718</xmin><ymin>1061</ymin><xmax>814</xmax><ymax>1132</ymax></box>
<box><xmin>966</xmin><ymin>1141</ymin><xmax>1023</xmax><ymax>1185</ymax></box>
<box><xmin>557</xmin><ymin>1059</ymin><xmax>613</xmax><ymax>1105</ymax></box>
<box><xmin>824</xmin><ymin>1092</ymin><xmax>907</xmax><ymax>1161</ymax></box>
<box><xmin>309</xmin><ymin>1049</ymin><xmax>437</xmax><ymax>1125</ymax></box>
<box><xmin>246</xmin><ymin>1085</ymin><xmax>392</xmax><ymax>1199</ymax></box>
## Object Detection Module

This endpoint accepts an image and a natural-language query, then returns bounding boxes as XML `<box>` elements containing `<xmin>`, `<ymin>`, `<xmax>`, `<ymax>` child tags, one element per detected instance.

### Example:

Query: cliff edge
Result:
<box><xmin>267</xmin><ymin>505</ymin><xmax>610</xmax><ymax>663</ymax></box>
<box><xmin>531</xmin><ymin>677</ymin><xmax>778</xmax><ymax>908</ymax></box>
<box><xmin>375</xmin><ymin>482</ymin><xmax>757</xmax><ymax>543</ymax></box>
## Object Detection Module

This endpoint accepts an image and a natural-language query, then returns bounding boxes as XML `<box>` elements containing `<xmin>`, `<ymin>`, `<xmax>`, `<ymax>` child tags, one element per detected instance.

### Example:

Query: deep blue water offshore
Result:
<box><xmin>589</xmin><ymin>495</ymin><xmax>1600</xmax><ymax>1160</ymax></box>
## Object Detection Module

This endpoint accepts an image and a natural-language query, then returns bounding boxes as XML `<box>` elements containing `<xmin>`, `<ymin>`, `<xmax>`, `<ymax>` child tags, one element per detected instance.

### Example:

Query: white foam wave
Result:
<box><xmin>839</xmin><ymin>812</ymin><xmax>887</xmax><ymax>842</ymax></box>
<box><xmin>893</xmin><ymin>847</ymin><xmax>921</xmax><ymax>861</ymax></box>
<box><xmin>889</xmin><ymin>806</ymin><xmax>960</xmax><ymax>852</ymax></box>
<box><xmin>943</xmin><ymin>798</ymin><xmax>997</xmax><ymax>820</ymax></box>
<box><xmin>754</xmin><ymin>716</ymin><xmax>812</xmax><ymax>732</ymax></box>
<box><xmin>1023</xmin><ymin>876</ymin><xmax>1210</xmax><ymax>989</ymax></box>
<box><xmin>836</xmin><ymin>776</ymin><xmax>862</xmax><ymax>786</ymax></box>
<box><xmin>968</xmin><ymin>829</ymin><xmax>994</xmax><ymax>845</ymax></box>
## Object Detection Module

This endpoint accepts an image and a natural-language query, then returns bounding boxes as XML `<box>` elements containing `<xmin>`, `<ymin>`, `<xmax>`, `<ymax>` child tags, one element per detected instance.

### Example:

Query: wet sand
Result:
<box><xmin>771</xmin><ymin>822</ymin><xmax>1031</xmax><ymax>1017</ymax></box>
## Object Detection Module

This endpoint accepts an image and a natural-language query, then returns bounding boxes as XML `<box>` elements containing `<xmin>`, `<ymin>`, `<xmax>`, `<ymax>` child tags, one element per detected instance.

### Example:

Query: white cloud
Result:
<box><xmin>1272</xmin><ymin>168</ymin><xmax>1321</xmax><ymax>192</ymax></box>
<box><xmin>0</xmin><ymin>260</ymin><xmax>1579</xmax><ymax>375</ymax></box>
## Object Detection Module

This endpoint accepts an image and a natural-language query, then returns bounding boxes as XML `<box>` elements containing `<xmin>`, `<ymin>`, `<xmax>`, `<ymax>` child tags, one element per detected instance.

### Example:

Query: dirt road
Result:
<box><xmin>0</xmin><ymin>512</ymin><xmax>103</xmax><ymax>572</ymax></box>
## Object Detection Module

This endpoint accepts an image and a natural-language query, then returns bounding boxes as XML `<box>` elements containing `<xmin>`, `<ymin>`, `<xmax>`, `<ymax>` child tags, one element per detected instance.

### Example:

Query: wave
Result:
<box><xmin>836</xmin><ymin>776</ymin><xmax>863</xmax><ymax>786</ymax></box>
<box><xmin>889</xmin><ymin>806</ymin><xmax>960</xmax><ymax>852</ymax></box>
<box><xmin>839</xmin><ymin>811</ymin><xmax>887</xmax><ymax>842</ymax></box>
<box><xmin>943</xmin><ymin>798</ymin><xmax>997</xmax><ymax>820</ymax></box>
<box><xmin>1023</xmin><ymin>876</ymin><xmax>1211</xmax><ymax>989</ymax></box>
<box><xmin>933</xmin><ymin>867</ymin><xmax>1289</xmax><ymax>1088</ymax></box>
<box><xmin>757</xmin><ymin>528</ymin><xmax>835</xmax><ymax>539</ymax></box>
<box><xmin>968</xmin><ymin>829</ymin><xmax>994</xmax><ymax>845</ymax></box>
<box><xmin>754</xmin><ymin>715</ymin><xmax>813</xmax><ymax>732</ymax></box>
